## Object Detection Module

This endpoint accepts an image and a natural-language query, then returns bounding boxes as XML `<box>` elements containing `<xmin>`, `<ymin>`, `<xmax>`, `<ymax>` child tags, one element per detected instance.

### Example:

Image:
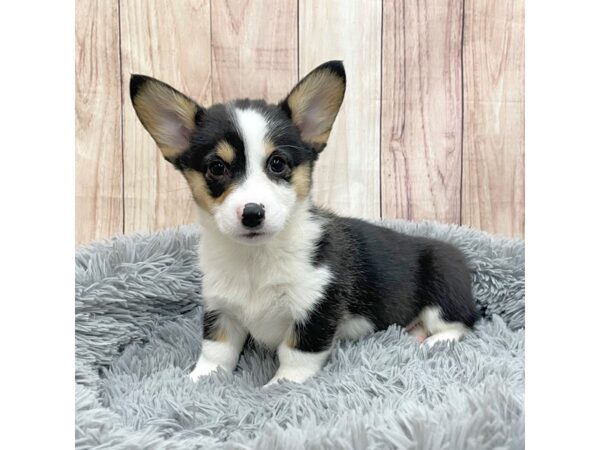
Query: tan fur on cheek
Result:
<box><xmin>182</xmin><ymin>170</ymin><xmax>214</xmax><ymax>212</ymax></box>
<box><xmin>182</xmin><ymin>170</ymin><xmax>234</xmax><ymax>213</ymax></box>
<box><xmin>291</xmin><ymin>164</ymin><xmax>312</xmax><ymax>199</ymax></box>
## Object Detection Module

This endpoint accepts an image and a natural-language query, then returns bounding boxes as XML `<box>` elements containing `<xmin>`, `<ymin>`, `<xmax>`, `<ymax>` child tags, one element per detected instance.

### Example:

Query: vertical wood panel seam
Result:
<box><xmin>459</xmin><ymin>0</ymin><xmax>465</xmax><ymax>226</ymax></box>
<box><xmin>378</xmin><ymin>0</ymin><xmax>383</xmax><ymax>219</ymax></box>
<box><xmin>117</xmin><ymin>0</ymin><xmax>125</xmax><ymax>234</ymax></box>
<box><xmin>400</xmin><ymin>0</ymin><xmax>407</xmax><ymax>219</ymax></box>
<box><xmin>298</xmin><ymin>0</ymin><xmax>300</xmax><ymax>80</ymax></box>
<box><xmin>209</xmin><ymin>0</ymin><xmax>213</xmax><ymax>104</ymax></box>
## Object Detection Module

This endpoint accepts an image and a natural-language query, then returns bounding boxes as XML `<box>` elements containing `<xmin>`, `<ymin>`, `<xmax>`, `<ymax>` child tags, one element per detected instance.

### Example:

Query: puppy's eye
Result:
<box><xmin>208</xmin><ymin>160</ymin><xmax>227</xmax><ymax>177</ymax></box>
<box><xmin>268</xmin><ymin>156</ymin><xmax>288</xmax><ymax>174</ymax></box>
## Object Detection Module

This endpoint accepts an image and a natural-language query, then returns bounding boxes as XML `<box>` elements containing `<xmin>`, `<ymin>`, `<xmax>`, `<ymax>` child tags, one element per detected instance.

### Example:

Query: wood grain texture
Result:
<box><xmin>211</xmin><ymin>0</ymin><xmax>298</xmax><ymax>103</ymax></box>
<box><xmin>75</xmin><ymin>0</ymin><xmax>123</xmax><ymax>245</ymax></box>
<box><xmin>381</xmin><ymin>0</ymin><xmax>463</xmax><ymax>223</ymax></box>
<box><xmin>120</xmin><ymin>0</ymin><xmax>211</xmax><ymax>234</ymax></box>
<box><xmin>462</xmin><ymin>0</ymin><xmax>525</xmax><ymax>238</ymax></box>
<box><xmin>75</xmin><ymin>1</ymin><xmax>525</xmax><ymax>242</ymax></box>
<box><xmin>299</xmin><ymin>0</ymin><xmax>382</xmax><ymax>219</ymax></box>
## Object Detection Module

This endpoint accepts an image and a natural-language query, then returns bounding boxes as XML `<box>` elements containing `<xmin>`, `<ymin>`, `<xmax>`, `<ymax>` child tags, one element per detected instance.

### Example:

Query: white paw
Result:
<box><xmin>263</xmin><ymin>369</ymin><xmax>314</xmax><ymax>388</ymax></box>
<box><xmin>263</xmin><ymin>377</ymin><xmax>284</xmax><ymax>388</ymax></box>
<box><xmin>407</xmin><ymin>323</ymin><xmax>428</xmax><ymax>343</ymax></box>
<box><xmin>263</xmin><ymin>375</ymin><xmax>295</xmax><ymax>388</ymax></box>
<box><xmin>422</xmin><ymin>329</ymin><xmax>464</xmax><ymax>349</ymax></box>
<box><xmin>188</xmin><ymin>361</ymin><xmax>220</xmax><ymax>382</ymax></box>
<box><xmin>422</xmin><ymin>336</ymin><xmax>446</xmax><ymax>349</ymax></box>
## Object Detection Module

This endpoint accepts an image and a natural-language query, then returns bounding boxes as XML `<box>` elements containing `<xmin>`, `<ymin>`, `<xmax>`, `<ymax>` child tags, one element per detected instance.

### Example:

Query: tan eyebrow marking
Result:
<box><xmin>215</xmin><ymin>141</ymin><xmax>235</xmax><ymax>164</ymax></box>
<box><xmin>264</xmin><ymin>139</ymin><xmax>276</xmax><ymax>158</ymax></box>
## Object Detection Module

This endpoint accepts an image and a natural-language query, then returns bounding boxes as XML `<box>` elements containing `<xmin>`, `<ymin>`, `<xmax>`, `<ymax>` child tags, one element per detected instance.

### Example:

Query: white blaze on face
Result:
<box><xmin>212</xmin><ymin>108</ymin><xmax>297</xmax><ymax>243</ymax></box>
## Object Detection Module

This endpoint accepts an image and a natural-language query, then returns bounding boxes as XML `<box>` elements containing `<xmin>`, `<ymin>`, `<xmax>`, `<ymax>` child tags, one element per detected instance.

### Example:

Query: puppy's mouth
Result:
<box><xmin>242</xmin><ymin>231</ymin><xmax>264</xmax><ymax>239</ymax></box>
<box><xmin>236</xmin><ymin>229</ymin><xmax>275</xmax><ymax>244</ymax></box>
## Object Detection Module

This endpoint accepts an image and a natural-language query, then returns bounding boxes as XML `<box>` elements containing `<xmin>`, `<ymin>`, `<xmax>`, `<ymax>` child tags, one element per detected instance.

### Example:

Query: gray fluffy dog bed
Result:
<box><xmin>75</xmin><ymin>220</ymin><xmax>524</xmax><ymax>449</ymax></box>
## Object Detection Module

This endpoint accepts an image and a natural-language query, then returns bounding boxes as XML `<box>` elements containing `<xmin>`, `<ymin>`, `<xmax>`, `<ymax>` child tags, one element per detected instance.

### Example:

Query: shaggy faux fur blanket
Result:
<box><xmin>75</xmin><ymin>220</ymin><xmax>524</xmax><ymax>450</ymax></box>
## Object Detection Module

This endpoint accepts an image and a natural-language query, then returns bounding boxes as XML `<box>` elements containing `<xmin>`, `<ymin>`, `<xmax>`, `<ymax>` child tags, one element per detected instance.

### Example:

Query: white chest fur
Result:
<box><xmin>198</xmin><ymin>206</ymin><xmax>331</xmax><ymax>348</ymax></box>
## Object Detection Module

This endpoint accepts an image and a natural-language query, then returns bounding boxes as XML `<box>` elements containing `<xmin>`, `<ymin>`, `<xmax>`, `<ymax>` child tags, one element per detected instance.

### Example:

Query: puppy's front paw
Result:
<box><xmin>188</xmin><ymin>361</ymin><xmax>219</xmax><ymax>382</ymax></box>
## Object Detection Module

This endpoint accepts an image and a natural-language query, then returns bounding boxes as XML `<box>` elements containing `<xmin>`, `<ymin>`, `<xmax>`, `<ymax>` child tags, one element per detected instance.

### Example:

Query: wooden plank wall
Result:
<box><xmin>462</xmin><ymin>0</ymin><xmax>525</xmax><ymax>237</ymax></box>
<box><xmin>300</xmin><ymin>0</ymin><xmax>382</xmax><ymax>219</ymax></box>
<box><xmin>381</xmin><ymin>0</ymin><xmax>463</xmax><ymax>224</ymax></box>
<box><xmin>120</xmin><ymin>0</ymin><xmax>212</xmax><ymax>234</ymax></box>
<box><xmin>75</xmin><ymin>0</ymin><xmax>524</xmax><ymax>245</ymax></box>
<box><xmin>211</xmin><ymin>0</ymin><xmax>298</xmax><ymax>104</ymax></box>
<box><xmin>75</xmin><ymin>0</ymin><xmax>123</xmax><ymax>243</ymax></box>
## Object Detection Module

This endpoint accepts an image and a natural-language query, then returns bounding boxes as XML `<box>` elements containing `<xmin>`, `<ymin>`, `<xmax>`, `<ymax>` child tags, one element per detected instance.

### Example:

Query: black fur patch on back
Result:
<box><xmin>305</xmin><ymin>209</ymin><xmax>480</xmax><ymax>337</ymax></box>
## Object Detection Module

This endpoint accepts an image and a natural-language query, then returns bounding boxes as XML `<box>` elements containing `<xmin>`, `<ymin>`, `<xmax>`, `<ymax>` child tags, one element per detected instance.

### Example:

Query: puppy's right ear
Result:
<box><xmin>130</xmin><ymin>75</ymin><xmax>202</xmax><ymax>163</ymax></box>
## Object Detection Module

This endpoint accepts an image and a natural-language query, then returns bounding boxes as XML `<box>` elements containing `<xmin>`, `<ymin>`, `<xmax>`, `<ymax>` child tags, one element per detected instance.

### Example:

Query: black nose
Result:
<box><xmin>241</xmin><ymin>203</ymin><xmax>265</xmax><ymax>228</ymax></box>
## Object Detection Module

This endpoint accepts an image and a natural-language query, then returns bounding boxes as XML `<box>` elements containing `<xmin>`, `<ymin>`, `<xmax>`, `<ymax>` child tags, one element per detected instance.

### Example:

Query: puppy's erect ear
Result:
<box><xmin>130</xmin><ymin>75</ymin><xmax>201</xmax><ymax>163</ymax></box>
<box><xmin>280</xmin><ymin>60</ymin><xmax>346</xmax><ymax>152</ymax></box>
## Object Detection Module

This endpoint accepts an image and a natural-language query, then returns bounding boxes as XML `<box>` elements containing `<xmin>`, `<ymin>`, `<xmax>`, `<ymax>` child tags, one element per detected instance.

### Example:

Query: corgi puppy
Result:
<box><xmin>130</xmin><ymin>61</ymin><xmax>479</xmax><ymax>387</ymax></box>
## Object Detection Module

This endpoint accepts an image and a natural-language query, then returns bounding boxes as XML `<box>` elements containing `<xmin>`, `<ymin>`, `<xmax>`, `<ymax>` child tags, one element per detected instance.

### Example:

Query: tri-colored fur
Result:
<box><xmin>130</xmin><ymin>61</ymin><xmax>479</xmax><ymax>386</ymax></box>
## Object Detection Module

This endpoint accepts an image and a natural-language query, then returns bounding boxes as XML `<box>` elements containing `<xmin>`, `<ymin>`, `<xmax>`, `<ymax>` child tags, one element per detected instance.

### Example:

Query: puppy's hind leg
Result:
<box><xmin>420</xmin><ymin>306</ymin><xmax>467</xmax><ymax>348</ymax></box>
<box><xmin>405</xmin><ymin>318</ymin><xmax>428</xmax><ymax>344</ymax></box>
<box><xmin>414</xmin><ymin>244</ymin><xmax>478</xmax><ymax>348</ymax></box>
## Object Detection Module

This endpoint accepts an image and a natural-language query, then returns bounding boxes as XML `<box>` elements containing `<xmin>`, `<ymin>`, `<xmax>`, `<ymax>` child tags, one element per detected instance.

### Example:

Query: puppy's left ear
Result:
<box><xmin>130</xmin><ymin>75</ymin><xmax>201</xmax><ymax>163</ymax></box>
<box><xmin>280</xmin><ymin>60</ymin><xmax>346</xmax><ymax>152</ymax></box>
